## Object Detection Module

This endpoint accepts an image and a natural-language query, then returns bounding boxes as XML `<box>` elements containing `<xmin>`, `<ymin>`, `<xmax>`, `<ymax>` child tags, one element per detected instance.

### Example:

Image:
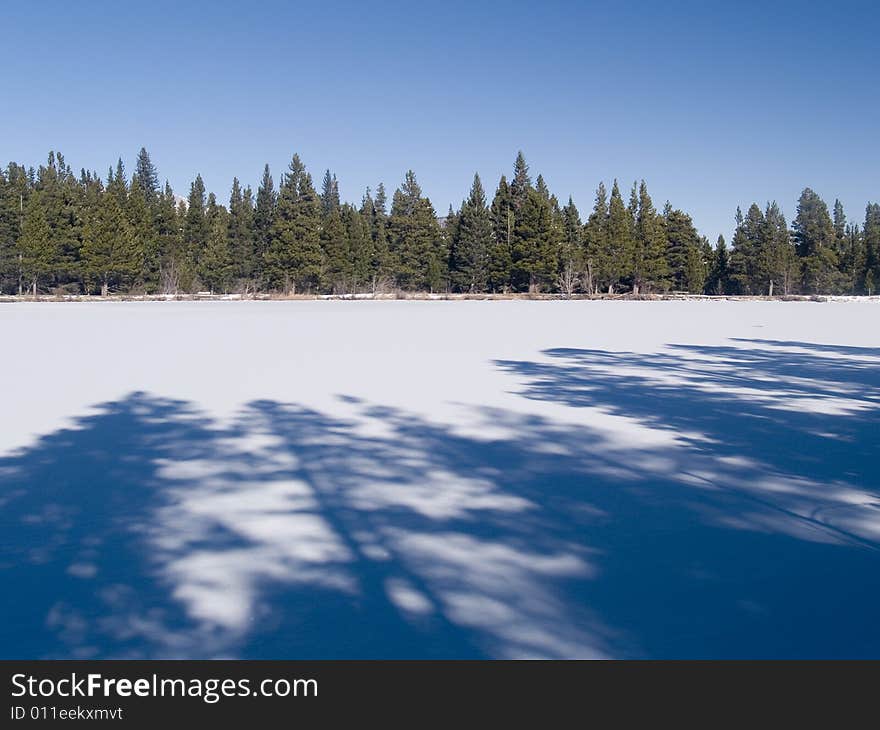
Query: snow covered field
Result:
<box><xmin>2</xmin><ymin>300</ymin><xmax>879</xmax><ymax>658</ymax></box>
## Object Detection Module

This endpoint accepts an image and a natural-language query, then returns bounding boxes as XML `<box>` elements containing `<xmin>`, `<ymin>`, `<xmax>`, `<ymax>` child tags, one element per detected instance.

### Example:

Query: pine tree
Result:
<box><xmin>155</xmin><ymin>182</ymin><xmax>182</xmax><ymax>293</ymax></box>
<box><xmin>182</xmin><ymin>174</ymin><xmax>208</xmax><ymax>290</ymax></box>
<box><xmin>0</xmin><ymin>163</ymin><xmax>29</xmax><ymax>293</ymax></box>
<box><xmin>37</xmin><ymin>152</ymin><xmax>81</xmax><ymax>289</ymax></box>
<box><xmin>511</xmin><ymin>187</ymin><xmax>557</xmax><ymax>292</ymax></box>
<box><xmin>265</xmin><ymin>155</ymin><xmax>323</xmax><ymax>293</ymax></box>
<box><xmin>487</xmin><ymin>175</ymin><xmax>513</xmax><ymax>292</ymax></box>
<box><xmin>373</xmin><ymin>184</ymin><xmax>393</xmax><ymax>284</ymax></box>
<box><xmin>664</xmin><ymin>206</ymin><xmax>701</xmax><ymax>292</ymax></box>
<box><xmin>861</xmin><ymin>203</ymin><xmax>880</xmax><ymax>294</ymax></box>
<box><xmin>762</xmin><ymin>201</ymin><xmax>796</xmax><ymax>295</ymax></box>
<box><xmin>228</xmin><ymin>178</ymin><xmax>256</xmax><ymax>287</ymax></box>
<box><xmin>605</xmin><ymin>180</ymin><xmax>631</xmax><ymax>294</ymax></box>
<box><xmin>450</xmin><ymin>173</ymin><xmax>492</xmax><ymax>292</ymax></box>
<box><xmin>18</xmin><ymin>195</ymin><xmax>56</xmax><ymax>296</ymax></box>
<box><xmin>342</xmin><ymin>204</ymin><xmax>372</xmax><ymax>291</ymax></box>
<box><xmin>253</xmin><ymin>164</ymin><xmax>276</xmax><ymax>288</ymax></box>
<box><xmin>729</xmin><ymin>204</ymin><xmax>766</xmax><ymax>294</ymax></box>
<box><xmin>200</xmin><ymin>194</ymin><xmax>233</xmax><ymax>293</ymax></box>
<box><xmin>583</xmin><ymin>182</ymin><xmax>609</xmax><ymax>294</ymax></box>
<box><xmin>388</xmin><ymin>170</ymin><xmax>442</xmax><ymax>291</ymax></box>
<box><xmin>557</xmin><ymin>196</ymin><xmax>583</xmax><ymax>295</ymax></box>
<box><xmin>706</xmin><ymin>234</ymin><xmax>730</xmax><ymax>294</ymax></box>
<box><xmin>793</xmin><ymin>188</ymin><xmax>838</xmax><ymax>293</ymax></box>
<box><xmin>630</xmin><ymin>181</ymin><xmax>669</xmax><ymax>293</ymax></box>
<box><xmin>135</xmin><ymin>147</ymin><xmax>160</xmax><ymax>207</ymax></box>
<box><xmin>510</xmin><ymin>151</ymin><xmax>531</xmax><ymax>212</ymax></box>
<box><xmin>321</xmin><ymin>204</ymin><xmax>350</xmax><ymax>292</ymax></box>
<box><xmin>81</xmin><ymin>189</ymin><xmax>136</xmax><ymax>296</ymax></box>
<box><xmin>320</xmin><ymin>169</ymin><xmax>340</xmax><ymax>215</ymax></box>
<box><xmin>127</xmin><ymin>175</ymin><xmax>160</xmax><ymax>291</ymax></box>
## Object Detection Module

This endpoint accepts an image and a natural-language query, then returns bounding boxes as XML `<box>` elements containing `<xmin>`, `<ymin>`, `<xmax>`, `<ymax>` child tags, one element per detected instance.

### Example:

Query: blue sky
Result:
<box><xmin>4</xmin><ymin>0</ymin><xmax>877</xmax><ymax>242</ymax></box>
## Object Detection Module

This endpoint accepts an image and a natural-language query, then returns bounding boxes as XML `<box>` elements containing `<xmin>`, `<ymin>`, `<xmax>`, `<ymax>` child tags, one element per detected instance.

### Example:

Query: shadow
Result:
<box><xmin>2</xmin><ymin>338</ymin><xmax>880</xmax><ymax>658</ymax></box>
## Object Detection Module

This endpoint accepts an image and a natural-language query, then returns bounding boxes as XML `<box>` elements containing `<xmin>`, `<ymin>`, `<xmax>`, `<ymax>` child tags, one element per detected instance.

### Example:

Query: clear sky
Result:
<box><xmin>4</xmin><ymin>0</ymin><xmax>877</xmax><ymax>242</ymax></box>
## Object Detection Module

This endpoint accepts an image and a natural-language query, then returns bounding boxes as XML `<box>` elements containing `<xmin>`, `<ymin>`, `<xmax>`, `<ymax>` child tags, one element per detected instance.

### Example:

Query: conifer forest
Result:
<box><xmin>3</xmin><ymin>148</ymin><xmax>877</xmax><ymax>298</ymax></box>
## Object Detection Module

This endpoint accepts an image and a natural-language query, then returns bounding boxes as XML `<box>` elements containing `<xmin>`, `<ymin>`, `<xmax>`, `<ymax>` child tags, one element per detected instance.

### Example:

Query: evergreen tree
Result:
<box><xmin>388</xmin><ymin>170</ymin><xmax>442</xmax><ymax>291</ymax></box>
<box><xmin>793</xmin><ymin>188</ymin><xmax>837</xmax><ymax>293</ymax></box>
<box><xmin>861</xmin><ymin>203</ymin><xmax>880</xmax><ymax>294</ymax></box>
<box><xmin>135</xmin><ymin>147</ymin><xmax>160</xmax><ymax>206</ymax></box>
<box><xmin>729</xmin><ymin>204</ymin><xmax>766</xmax><ymax>294</ymax></box>
<box><xmin>343</xmin><ymin>203</ymin><xmax>372</xmax><ymax>291</ymax></box>
<box><xmin>0</xmin><ymin>164</ymin><xmax>29</xmax><ymax>292</ymax></box>
<box><xmin>18</xmin><ymin>195</ymin><xmax>56</xmax><ymax>296</ymax></box>
<box><xmin>487</xmin><ymin>175</ymin><xmax>513</xmax><ymax>292</ymax></box>
<box><xmin>265</xmin><ymin>155</ymin><xmax>323</xmax><ymax>293</ymax></box>
<box><xmin>510</xmin><ymin>151</ymin><xmax>531</xmax><ymax>211</ymax></box>
<box><xmin>664</xmin><ymin>206</ymin><xmax>701</xmax><ymax>292</ymax></box>
<box><xmin>81</xmin><ymin>189</ymin><xmax>136</xmax><ymax>296</ymax></box>
<box><xmin>200</xmin><ymin>194</ymin><xmax>233</xmax><ymax>292</ymax></box>
<box><xmin>37</xmin><ymin>151</ymin><xmax>81</xmax><ymax>288</ymax></box>
<box><xmin>253</xmin><ymin>164</ymin><xmax>276</xmax><ymax>287</ymax></box>
<box><xmin>127</xmin><ymin>175</ymin><xmax>160</xmax><ymax>291</ymax></box>
<box><xmin>583</xmin><ymin>182</ymin><xmax>610</xmax><ymax>294</ymax></box>
<box><xmin>631</xmin><ymin>181</ymin><xmax>669</xmax><ymax>293</ymax></box>
<box><xmin>605</xmin><ymin>180</ymin><xmax>631</xmax><ymax>294</ymax></box>
<box><xmin>320</xmin><ymin>169</ymin><xmax>340</xmax><ymax>215</ymax></box>
<box><xmin>155</xmin><ymin>182</ymin><xmax>183</xmax><ymax>293</ymax></box>
<box><xmin>511</xmin><ymin>187</ymin><xmax>557</xmax><ymax>292</ymax></box>
<box><xmin>762</xmin><ymin>201</ymin><xmax>797</xmax><ymax>295</ymax></box>
<box><xmin>450</xmin><ymin>173</ymin><xmax>492</xmax><ymax>292</ymax></box>
<box><xmin>183</xmin><ymin>174</ymin><xmax>208</xmax><ymax>289</ymax></box>
<box><xmin>321</xmin><ymin>203</ymin><xmax>350</xmax><ymax>292</ymax></box>
<box><xmin>228</xmin><ymin>178</ymin><xmax>256</xmax><ymax>287</ymax></box>
<box><xmin>706</xmin><ymin>234</ymin><xmax>730</xmax><ymax>294</ymax></box>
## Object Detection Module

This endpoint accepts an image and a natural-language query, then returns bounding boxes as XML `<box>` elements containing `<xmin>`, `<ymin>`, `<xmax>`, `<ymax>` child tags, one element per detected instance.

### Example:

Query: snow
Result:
<box><xmin>1</xmin><ymin>300</ymin><xmax>879</xmax><ymax>658</ymax></box>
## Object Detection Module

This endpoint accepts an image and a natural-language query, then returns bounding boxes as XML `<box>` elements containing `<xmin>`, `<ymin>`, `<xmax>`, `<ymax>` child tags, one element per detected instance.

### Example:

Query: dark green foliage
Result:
<box><xmin>664</xmin><ymin>206</ymin><xmax>702</xmax><ymax>292</ymax></box>
<box><xmin>228</xmin><ymin>178</ymin><xmax>256</xmax><ymax>287</ymax></box>
<box><xmin>630</xmin><ymin>181</ymin><xmax>668</xmax><ymax>293</ymax></box>
<box><xmin>582</xmin><ymin>182</ymin><xmax>609</xmax><ymax>294</ymax></box>
<box><xmin>762</xmin><ymin>201</ymin><xmax>797</xmax><ymax>295</ymax></box>
<box><xmin>388</xmin><ymin>170</ymin><xmax>443</xmax><ymax>291</ymax></box>
<box><xmin>342</xmin><ymin>203</ymin><xmax>372</xmax><ymax>290</ymax></box>
<box><xmin>449</xmin><ymin>174</ymin><xmax>492</xmax><ymax>292</ymax></box>
<box><xmin>127</xmin><ymin>176</ymin><xmax>160</xmax><ymax>291</ymax></box>
<box><xmin>321</xmin><ymin>204</ymin><xmax>350</xmax><ymax>292</ymax></box>
<box><xmin>511</xmin><ymin>187</ymin><xmax>557</xmax><ymax>292</ymax></box>
<box><xmin>487</xmin><ymin>176</ymin><xmax>513</xmax><ymax>292</ymax></box>
<box><xmin>18</xmin><ymin>194</ymin><xmax>56</xmax><ymax>295</ymax></box>
<box><xmin>861</xmin><ymin>203</ymin><xmax>880</xmax><ymax>294</ymax></box>
<box><xmin>135</xmin><ymin>147</ymin><xmax>160</xmax><ymax>206</ymax></box>
<box><xmin>706</xmin><ymin>235</ymin><xmax>730</xmax><ymax>295</ymax></box>
<box><xmin>361</xmin><ymin>184</ymin><xmax>392</xmax><ymax>286</ymax></box>
<box><xmin>320</xmin><ymin>170</ymin><xmax>340</xmax><ymax>215</ymax></box>
<box><xmin>510</xmin><ymin>151</ymin><xmax>531</xmax><ymax>211</ymax></box>
<box><xmin>253</xmin><ymin>164</ymin><xmax>276</xmax><ymax>287</ymax></box>
<box><xmin>265</xmin><ymin>155</ymin><xmax>323</xmax><ymax>293</ymax></box>
<box><xmin>182</xmin><ymin>174</ymin><xmax>208</xmax><ymax>290</ymax></box>
<box><xmin>81</xmin><ymin>188</ymin><xmax>136</xmax><ymax>295</ymax></box>
<box><xmin>793</xmin><ymin>188</ymin><xmax>838</xmax><ymax>293</ymax></box>
<box><xmin>200</xmin><ymin>194</ymin><xmax>233</xmax><ymax>293</ymax></box>
<box><xmin>1</xmin><ymin>147</ymin><xmax>874</xmax><ymax>296</ymax></box>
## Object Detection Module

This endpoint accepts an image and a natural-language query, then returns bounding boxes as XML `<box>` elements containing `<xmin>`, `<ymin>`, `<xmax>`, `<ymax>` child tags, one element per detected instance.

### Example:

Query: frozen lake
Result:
<box><xmin>2</xmin><ymin>300</ymin><xmax>879</xmax><ymax>657</ymax></box>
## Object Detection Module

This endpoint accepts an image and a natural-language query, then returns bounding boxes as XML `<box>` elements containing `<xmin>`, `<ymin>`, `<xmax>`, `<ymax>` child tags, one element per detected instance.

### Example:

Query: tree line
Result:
<box><xmin>1</xmin><ymin>149</ymin><xmax>877</xmax><ymax>296</ymax></box>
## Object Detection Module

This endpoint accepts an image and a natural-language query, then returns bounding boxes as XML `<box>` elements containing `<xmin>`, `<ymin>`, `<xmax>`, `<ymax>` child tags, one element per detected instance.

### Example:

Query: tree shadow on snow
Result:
<box><xmin>1</xmin><ymin>338</ymin><xmax>879</xmax><ymax>658</ymax></box>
